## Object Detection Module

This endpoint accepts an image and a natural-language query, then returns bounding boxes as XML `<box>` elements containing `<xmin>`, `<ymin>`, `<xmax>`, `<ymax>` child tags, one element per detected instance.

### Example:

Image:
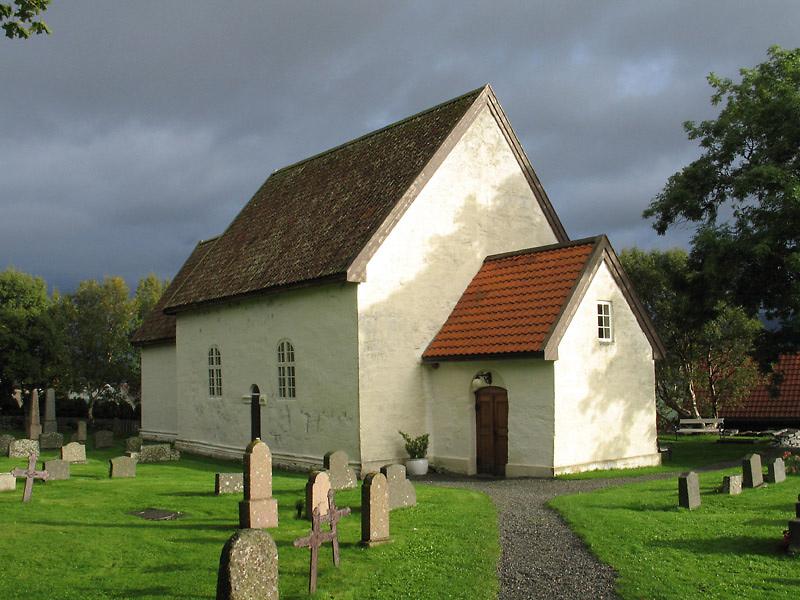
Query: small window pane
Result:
<box><xmin>278</xmin><ymin>341</ymin><xmax>296</xmax><ymax>398</ymax></box>
<box><xmin>208</xmin><ymin>346</ymin><xmax>222</xmax><ymax>397</ymax></box>
<box><xmin>597</xmin><ymin>302</ymin><xmax>612</xmax><ymax>341</ymax></box>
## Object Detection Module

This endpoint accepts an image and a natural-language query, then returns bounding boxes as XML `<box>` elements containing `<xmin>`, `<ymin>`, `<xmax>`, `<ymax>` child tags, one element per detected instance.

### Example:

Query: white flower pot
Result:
<box><xmin>406</xmin><ymin>458</ymin><xmax>429</xmax><ymax>476</ymax></box>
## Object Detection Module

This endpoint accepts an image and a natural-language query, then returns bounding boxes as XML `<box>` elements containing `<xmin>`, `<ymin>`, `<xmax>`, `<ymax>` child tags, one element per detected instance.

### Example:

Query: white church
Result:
<box><xmin>133</xmin><ymin>85</ymin><xmax>664</xmax><ymax>477</ymax></box>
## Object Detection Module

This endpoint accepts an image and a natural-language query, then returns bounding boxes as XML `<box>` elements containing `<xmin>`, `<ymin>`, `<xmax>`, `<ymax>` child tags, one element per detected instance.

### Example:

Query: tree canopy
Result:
<box><xmin>1</xmin><ymin>0</ymin><xmax>50</xmax><ymax>39</ymax></box>
<box><xmin>643</xmin><ymin>45</ymin><xmax>800</xmax><ymax>366</ymax></box>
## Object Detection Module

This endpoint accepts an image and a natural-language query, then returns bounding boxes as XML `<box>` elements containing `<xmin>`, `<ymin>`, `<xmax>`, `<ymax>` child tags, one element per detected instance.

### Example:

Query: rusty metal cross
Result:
<box><xmin>293</xmin><ymin>489</ymin><xmax>351</xmax><ymax>594</ymax></box>
<box><xmin>11</xmin><ymin>452</ymin><xmax>49</xmax><ymax>502</ymax></box>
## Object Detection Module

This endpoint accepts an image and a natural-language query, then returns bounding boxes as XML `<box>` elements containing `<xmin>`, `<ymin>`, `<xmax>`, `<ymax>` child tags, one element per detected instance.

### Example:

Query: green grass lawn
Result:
<box><xmin>0</xmin><ymin>433</ymin><xmax>499</xmax><ymax>600</ymax></box>
<box><xmin>550</xmin><ymin>465</ymin><xmax>800</xmax><ymax>600</ymax></box>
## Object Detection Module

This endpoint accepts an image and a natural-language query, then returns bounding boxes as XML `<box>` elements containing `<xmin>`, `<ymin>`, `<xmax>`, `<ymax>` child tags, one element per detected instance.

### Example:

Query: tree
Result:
<box><xmin>132</xmin><ymin>273</ymin><xmax>169</xmax><ymax>333</ymax></box>
<box><xmin>643</xmin><ymin>46</ymin><xmax>800</xmax><ymax>367</ymax></box>
<box><xmin>620</xmin><ymin>247</ymin><xmax>762</xmax><ymax>419</ymax></box>
<box><xmin>1</xmin><ymin>0</ymin><xmax>50</xmax><ymax>39</ymax></box>
<box><xmin>59</xmin><ymin>276</ymin><xmax>138</xmax><ymax>420</ymax></box>
<box><xmin>0</xmin><ymin>267</ymin><xmax>61</xmax><ymax>412</ymax></box>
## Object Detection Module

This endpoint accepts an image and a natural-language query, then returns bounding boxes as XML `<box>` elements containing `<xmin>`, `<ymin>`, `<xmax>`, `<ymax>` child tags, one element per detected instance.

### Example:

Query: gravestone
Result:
<box><xmin>0</xmin><ymin>473</ymin><xmax>16</xmax><ymax>491</ymax></box>
<box><xmin>678</xmin><ymin>471</ymin><xmax>701</xmax><ymax>510</ymax></box>
<box><xmin>766</xmin><ymin>457</ymin><xmax>786</xmax><ymax>484</ymax></box>
<box><xmin>239</xmin><ymin>440</ymin><xmax>278</xmax><ymax>529</ymax></box>
<box><xmin>44</xmin><ymin>459</ymin><xmax>70</xmax><ymax>480</ymax></box>
<box><xmin>129</xmin><ymin>444</ymin><xmax>179</xmax><ymax>463</ymax></box>
<box><xmin>215</xmin><ymin>473</ymin><xmax>244</xmax><ymax>495</ymax></box>
<box><xmin>381</xmin><ymin>463</ymin><xmax>417</xmax><ymax>510</ymax></box>
<box><xmin>787</xmin><ymin>518</ymin><xmax>800</xmax><ymax>554</ymax></box>
<box><xmin>71</xmin><ymin>421</ymin><xmax>87</xmax><ymax>443</ymax></box>
<box><xmin>720</xmin><ymin>474</ymin><xmax>742</xmax><ymax>495</ymax></box>
<box><xmin>216</xmin><ymin>529</ymin><xmax>279</xmax><ymax>600</ymax></box>
<box><xmin>94</xmin><ymin>430</ymin><xmax>114</xmax><ymax>448</ymax></box>
<box><xmin>39</xmin><ymin>432</ymin><xmax>63</xmax><ymax>450</ymax></box>
<box><xmin>42</xmin><ymin>388</ymin><xmax>58</xmax><ymax>434</ymax></box>
<box><xmin>125</xmin><ymin>436</ymin><xmax>143</xmax><ymax>453</ymax></box>
<box><xmin>742</xmin><ymin>454</ymin><xmax>763</xmax><ymax>488</ymax></box>
<box><xmin>9</xmin><ymin>439</ymin><xmax>39</xmax><ymax>458</ymax></box>
<box><xmin>24</xmin><ymin>388</ymin><xmax>42</xmax><ymax>440</ymax></box>
<box><xmin>61</xmin><ymin>441</ymin><xmax>87</xmax><ymax>463</ymax></box>
<box><xmin>305</xmin><ymin>471</ymin><xmax>331</xmax><ymax>521</ymax></box>
<box><xmin>795</xmin><ymin>494</ymin><xmax>800</xmax><ymax>519</ymax></box>
<box><xmin>110</xmin><ymin>456</ymin><xmax>136</xmax><ymax>478</ymax></box>
<box><xmin>360</xmin><ymin>472</ymin><xmax>391</xmax><ymax>545</ymax></box>
<box><xmin>11</xmin><ymin>453</ymin><xmax>49</xmax><ymax>502</ymax></box>
<box><xmin>323</xmin><ymin>450</ymin><xmax>357</xmax><ymax>490</ymax></box>
<box><xmin>0</xmin><ymin>434</ymin><xmax>16</xmax><ymax>455</ymax></box>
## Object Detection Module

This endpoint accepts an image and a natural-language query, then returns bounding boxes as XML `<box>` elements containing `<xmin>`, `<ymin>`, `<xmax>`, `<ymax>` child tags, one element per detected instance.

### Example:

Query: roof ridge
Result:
<box><xmin>269</xmin><ymin>85</ymin><xmax>489</xmax><ymax>177</ymax></box>
<box><xmin>485</xmin><ymin>235</ymin><xmax>602</xmax><ymax>262</ymax></box>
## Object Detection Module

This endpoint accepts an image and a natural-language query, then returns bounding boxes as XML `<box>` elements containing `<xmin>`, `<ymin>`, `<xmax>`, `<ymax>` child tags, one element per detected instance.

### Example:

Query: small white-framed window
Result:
<box><xmin>597</xmin><ymin>301</ymin><xmax>612</xmax><ymax>342</ymax></box>
<box><xmin>208</xmin><ymin>346</ymin><xmax>222</xmax><ymax>397</ymax></box>
<box><xmin>277</xmin><ymin>340</ymin><xmax>296</xmax><ymax>398</ymax></box>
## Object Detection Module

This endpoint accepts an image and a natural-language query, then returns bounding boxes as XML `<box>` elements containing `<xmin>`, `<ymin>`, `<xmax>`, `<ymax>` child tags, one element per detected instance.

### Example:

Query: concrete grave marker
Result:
<box><xmin>678</xmin><ymin>471</ymin><xmax>701</xmax><ymax>510</ymax></box>
<box><xmin>44</xmin><ymin>459</ymin><xmax>70</xmax><ymax>480</ymax></box>
<box><xmin>42</xmin><ymin>388</ymin><xmax>58</xmax><ymax>434</ymax></box>
<box><xmin>766</xmin><ymin>457</ymin><xmax>786</xmax><ymax>484</ymax></box>
<box><xmin>361</xmin><ymin>472</ymin><xmax>391</xmax><ymax>545</ymax></box>
<box><xmin>305</xmin><ymin>471</ymin><xmax>331</xmax><ymax>521</ymax></box>
<box><xmin>720</xmin><ymin>474</ymin><xmax>742</xmax><ymax>495</ymax></box>
<box><xmin>9</xmin><ymin>439</ymin><xmax>39</xmax><ymax>458</ymax></box>
<box><xmin>94</xmin><ymin>430</ymin><xmax>114</xmax><ymax>448</ymax></box>
<box><xmin>323</xmin><ymin>450</ymin><xmax>357</xmax><ymax>490</ymax></box>
<box><xmin>110</xmin><ymin>456</ymin><xmax>136</xmax><ymax>478</ymax></box>
<box><xmin>72</xmin><ymin>421</ymin><xmax>87</xmax><ymax>443</ymax></box>
<box><xmin>239</xmin><ymin>440</ymin><xmax>278</xmax><ymax>529</ymax></box>
<box><xmin>0</xmin><ymin>473</ymin><xmax>16</xmax><ymax>491</ymax></box>
<box><xmin>742</xmin><ymin>454</ymin><xmax>763</xmax><ymax>488</ymax></box>
<box><xmin>787</xmin><ymin>518</ymin><xmax>800</xmax><ymax>554</ymax></box>
<box><xmin>61</xmin><ymin>441</ymin><xmax>87</xmax><ymax>463</ymax></box>
<box><xmin>795</xmin><ymin>493</ymin><xmax>800</xmax><ymax>519</ymax></box>
<box><xmin>216</xmin><ymin>529</ymin><xmax>279</xmax><ymax>600</ymax></box>
<box><xmin>39</xmin><ymin>432</ymin><xmax>63</xmax><ymax>450</ymax></box>
<box><xmin>0</xmin><ymin>434</ymin><xmax>15</xmax><ymax>456</ymax></box>
<box><xmin>124</xmin><ymin>436</ymin><xmax>142</xmax><ymax>453</ymax></box>
<box><xmin>215</xmin><ymin>473</ymin><xmax>244</xmax><ymax>495</ymax></box>
<box><xmin>24</xmin><ymin>388</ymin><xmax>42</xmax><ymax>440</ymax></box>
<box><xmin>11</xmin><ymin>453</ymin><xmax>49</xmax><ymax>502</ymax></box>
<box><xmin>381</xmin><ymin>463</ymin><xmax>416</xmax><ymax>510</ymax></box>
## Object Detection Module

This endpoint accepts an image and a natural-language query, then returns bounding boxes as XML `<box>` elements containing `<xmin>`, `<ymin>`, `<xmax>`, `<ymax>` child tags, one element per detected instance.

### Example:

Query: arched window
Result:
<box><xmin>208</xmin><ymin>346</ymin><xmax>222</xmax><ymax>397</ymax></box>
<box><xmin>277</xmin><ymin>340</ymin><xmax>295</xmax><ymax>398</ymax></box>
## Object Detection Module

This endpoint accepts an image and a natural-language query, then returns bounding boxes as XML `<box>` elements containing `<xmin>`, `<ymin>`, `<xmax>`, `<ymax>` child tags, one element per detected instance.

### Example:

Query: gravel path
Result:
<box><xmin>417</xmin><ymin>465</ymin><xmax>735</xmax><ymax>600</ymax></box>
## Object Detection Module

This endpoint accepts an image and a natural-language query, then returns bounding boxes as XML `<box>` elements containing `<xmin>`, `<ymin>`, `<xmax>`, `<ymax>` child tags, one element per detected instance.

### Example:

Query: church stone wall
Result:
<box><xmin>174</xmin><ymin>282</ymin><xmax>360</xmax><ymax>466</ymax></box>
<box><xmin>552</xmin><ymin>261</ymin><xmax>659</xmax><ymax>474</ymax></box>
<box><xmin>356</xmin><ymin>105</ymin><xmax>559</xmax><ymax>472</ymax></box>
<box><xmin>139</xmin><ymin>343</ymin><xmax>178</xmax><ymax>443</ymax></box>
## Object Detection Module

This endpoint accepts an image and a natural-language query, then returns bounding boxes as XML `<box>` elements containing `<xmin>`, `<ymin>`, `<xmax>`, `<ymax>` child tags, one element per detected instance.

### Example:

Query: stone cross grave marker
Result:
<box><xmin>381</xmin><ymin>463</ymin><xmax>417</xmax><ymax>510</ymax></box>
<box><xmin>239</xmin><ymin>439</ymin><xmax>278</xmax><ymax>529</ymax></box>
<box><xmin>361</xmin><ymin>472</ymin><xmax>391</xmax><ymax>545</ymax></box>
<box><xmin>43</xmin><ymin>388</ymin><xmax>58</xmax><ymax>434</ymax></box>
<box><xmin>25</xmin><ymin>388</ymin><xmax>42</xmax><ymax>440</ymax></box>
<box><xmin>293</xmin><ymin>489</ymin><xmax>351</xmax><ymax>595</ymax></box>
<box><xmin>216</xmin><ymin>529</ymin><xmax>279</xmax><ymax>600</ymax></box>
<box><xmin>305</xmin><ymin>470</ymin><xmax>331</xmax><ymax>521</ymax></box>
<box><xmin>11</xmin><ymin>453</ymin><xmax>49</xmax><ymax>502</ymax></box>
<box><xmin>766</xmin><ymin>457</ymin><xmax>786</xmax><ymax>484</ymax></box>
<box><xmin>323</xmin><ymin>450</ymin><xmax>357</xmax><ymax>490</ymax></box>
<box><xmin>742</xmin><ymin>454</ymin><xmax>763</xmax><ymax>488</ymax></box>
<box><xmin>678</xmin><ymin>471</ymin><xmax>700</xmax><ymax>510</ymax></box>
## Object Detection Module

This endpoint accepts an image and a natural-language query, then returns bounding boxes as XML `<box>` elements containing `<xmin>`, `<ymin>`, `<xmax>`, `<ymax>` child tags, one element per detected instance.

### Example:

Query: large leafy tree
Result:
<box><xmin>620</xmin><ymin>248</ymin><xmax>762</xmax><ymax>419</ymax></box>
<box><xmin>1</xmin><ymin>0</ymin><xmax>50</xmax><ymax>39</ymax></box>
<box><xmin>643</xmin><ymin>46</ymin><xmax>800</xmax><ymax>366</ymax></box>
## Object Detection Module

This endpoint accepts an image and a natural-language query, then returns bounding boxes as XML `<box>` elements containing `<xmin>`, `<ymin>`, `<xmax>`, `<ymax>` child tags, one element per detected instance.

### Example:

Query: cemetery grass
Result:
<box><xmin>0</xmin><ymin>433</ymin><xmax>499</xmax><ymax>600</ymax></box>
<box><xmin>550</xmin><ymin>468</ymin><xmax>800</xmax><ymax>600</ymax></box>
<box><xmin>556</xmin><ymin>434</ymin><xmax>774</xmax><ymax>480</ymax></box>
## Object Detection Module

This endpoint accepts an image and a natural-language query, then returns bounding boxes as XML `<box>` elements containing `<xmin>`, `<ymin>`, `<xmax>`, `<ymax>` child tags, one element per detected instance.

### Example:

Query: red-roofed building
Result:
<box><xmin>134</xmin><ymin>86</ymin><xmax>663</xmax><ymax>476</ymax></box>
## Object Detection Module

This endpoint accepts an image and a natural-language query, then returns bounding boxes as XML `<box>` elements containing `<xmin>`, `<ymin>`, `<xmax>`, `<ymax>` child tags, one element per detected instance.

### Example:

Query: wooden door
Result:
<box><xmin>475</xmin><ymin>386</ymin><xmax>508</xmax><ymax>476</ymax></box>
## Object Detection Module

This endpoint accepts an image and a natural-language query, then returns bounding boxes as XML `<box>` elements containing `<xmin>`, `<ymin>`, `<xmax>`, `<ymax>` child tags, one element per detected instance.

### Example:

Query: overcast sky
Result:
<box><xmin>2</xmin><ymin>1</ymin><xmax>798</xmax><ymax>294</ymax></box>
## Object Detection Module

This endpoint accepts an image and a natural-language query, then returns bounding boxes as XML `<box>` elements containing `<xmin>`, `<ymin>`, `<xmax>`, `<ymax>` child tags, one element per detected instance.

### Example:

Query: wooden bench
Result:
<box><xmin>675</xmin><ymin>418</ymin><xmax>724</xmax><ymax>439</ymax></box>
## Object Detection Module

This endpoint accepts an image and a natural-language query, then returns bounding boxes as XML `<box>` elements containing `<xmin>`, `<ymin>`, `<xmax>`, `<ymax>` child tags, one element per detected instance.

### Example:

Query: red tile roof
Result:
<box><xmin>423</xmin><ymin>238</ymin><xmax>598</xmax><ymax>361</ymax></box>
<box><xmin>720</xmin><ymin>353</ymin><xmax>800</xmax><ymax>419</ymax></box>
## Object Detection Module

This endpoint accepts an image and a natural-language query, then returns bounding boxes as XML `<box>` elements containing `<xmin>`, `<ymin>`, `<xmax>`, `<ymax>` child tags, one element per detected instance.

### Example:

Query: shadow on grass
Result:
<box><xmin>30</xmin><ymin>519</ymin><xmax>236</xmax><ymax>531</ymax></box>
<box><xmin>655</xmin><ymin>534</ymin><xmax>780</xmax><ymax>556</ymax></box>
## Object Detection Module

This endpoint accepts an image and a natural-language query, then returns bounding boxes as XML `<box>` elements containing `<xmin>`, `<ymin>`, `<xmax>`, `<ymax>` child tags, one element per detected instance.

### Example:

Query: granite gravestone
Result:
<box><xmin>323</xmin><ymin>450</ymin><xmax>357</xmax><ymax>490</ymax></box>
<box><xmin>110</xmin><ymin>456</ymin><xmax>136</xmax><ymax>478</ymax></box>
<box><xmin>787</xmin><ymin>518</ymin><xmax>800</xmax><ymax>554</ymax></box>
<box><xmin>9</xmin><ymin>439</ymin><xmax>39</xmax><ymax>458</ymax></box>
<box><xmin>0</xmin><ymin>434</ymin><xmax>15</xmax><ymax>456</ymax></box>
<box><xmin>381</xmin><ymin>463</ymin><xmax>416</xmax><ymax>510</ymax></box>
<box><xmin>42</xmin><ymin>388</ymin><xmax>58</xmax><ymax>434</ymax></box>
<box><xmin>44</xmin><ymin>459</ymin><xmax>70</xmax><ymax>480</ymax></box>
<box><xmin>720</xmin><ymin>474</ymin><xmax>742</xmax><ymax>495</ymax></box>
<box><xmin>215</xmin><ymin>473</ymin><xmax>244</xmax><ymax>495</ymax></box>
<box><xmin>766</xmin><ymin>457</ymin><xmax>786</xmax><ymax>484</ymax></box>
<box><xmin>39</xmin><ymin>432</ymin><xmax>63</xmax><ymax>450</ymax></box>
<box><xmin>361</xmin><ymin>472</ymin><xmax>391</xmax><ymax>545</ymax></box>
<box><xmin>94</xmin><ymin>430</ymin><xmax>114</xmax><ymax>449</ymax></box>
<box><xmin>216</xmin><ymin>529</ymin><xmax>279</xmax><ymax>600</ymax></box>
<box><xmin>239</xmin><ymin>440</ymin><xmax>278</xmax><ymax>529</ymax></box>
<box><xmin>678</xmin><ymin>471</ymin><xmax>701</xmax><ymax>510</ymax></box>
<box><xmin>742</xmin><ymin>454</ymin><xmax>763</xmax><ymax>488</ymax></box>
<box><xmin>305</xmin><ymin>471</ymin><xmax>331</xmax><ymax>521</ymax></box>
<box><xmin>61</xmin><ymin>441</ymin><xmax>87</xmax><ymax>463</ymax></box>
<box><xmin>71</xmin><ymin>421</ymin><xmax>87</xmax><ymax>443</ymax></box>
<box><xmin>24</xmin><ymin>388</ymin><xmax>42</xmax><ymax>440</ymax></box>
<box><xmin>125</xmin><ymin>436</ymin><xmax>143</xmax><ymax>453</ymax></box>
<box><xmin>0</xmin><ymin>473</ymin><xmax>16</xmax><ymax>491</ymax></box>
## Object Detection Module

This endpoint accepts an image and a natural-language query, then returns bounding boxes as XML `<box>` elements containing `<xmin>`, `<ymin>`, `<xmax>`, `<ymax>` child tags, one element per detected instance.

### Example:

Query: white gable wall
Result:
<box><xmin>173</xmin><ymin>282</ymin><xmax>360</xmax><ymax>465</ymax></box>
<box><xmin>552</xmin><ymin>261</ymin><xmax>659</xmax><ymax>474</ymax></box>
<box><xmin>139</xmin><ymin>343</ymin><xmax>178</xmax><ymax>442</ymax></box>
<box><xmin>356</xmin><ymin>105</ymin><xmax>559</xmax><ymax>472</ymax></box>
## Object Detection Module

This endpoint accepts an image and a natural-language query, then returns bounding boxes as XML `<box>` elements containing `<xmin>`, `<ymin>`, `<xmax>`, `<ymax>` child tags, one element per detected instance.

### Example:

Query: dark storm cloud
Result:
<box><xmin>1</xmin><ymin>0</ymin><xmax>798</xmax><ymax>292</ymax></box>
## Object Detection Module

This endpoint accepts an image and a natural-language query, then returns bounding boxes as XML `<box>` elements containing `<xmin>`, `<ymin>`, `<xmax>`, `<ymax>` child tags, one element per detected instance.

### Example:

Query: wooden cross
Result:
<box><xmin>11</xmin><ymin>453</ymin><xmax>49</xmax><ymax>502</ymax></box>
<box><xmin>293</xmin><ymin>489</ymin><xmax>351</xmax><ymax>594</ymax></box>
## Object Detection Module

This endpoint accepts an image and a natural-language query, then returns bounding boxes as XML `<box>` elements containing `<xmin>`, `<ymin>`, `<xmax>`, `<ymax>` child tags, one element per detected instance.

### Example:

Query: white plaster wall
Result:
<box><xmin>425</xmin><ymin>360</ymin><xmax>555</xmax><ymax>476</ymax></box>
<box><xmin>552</xmin><ymin>261</ymin><xmax>659</xmax><ymax>473</ymax></box>
<box><xmin>174</xmin><ymin>282</ymin><xmax>360</xmax><ymax>465</ymax></box>
<box><xmin>139</xmin><ymin>343</ymin><xmax>177</xmax><ymax>442</ymax></box>
<box><xmin>356</xmin><ymin>105</ymin><xmax>559</xmax><ymax>471</ymax></box>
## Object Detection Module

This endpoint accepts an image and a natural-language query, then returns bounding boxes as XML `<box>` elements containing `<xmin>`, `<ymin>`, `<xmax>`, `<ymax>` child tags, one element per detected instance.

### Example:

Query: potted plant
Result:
<box><xmin>399</xmin><ymin>430</ymin><xmax>429</xmax><ymax>475</ymax></box>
